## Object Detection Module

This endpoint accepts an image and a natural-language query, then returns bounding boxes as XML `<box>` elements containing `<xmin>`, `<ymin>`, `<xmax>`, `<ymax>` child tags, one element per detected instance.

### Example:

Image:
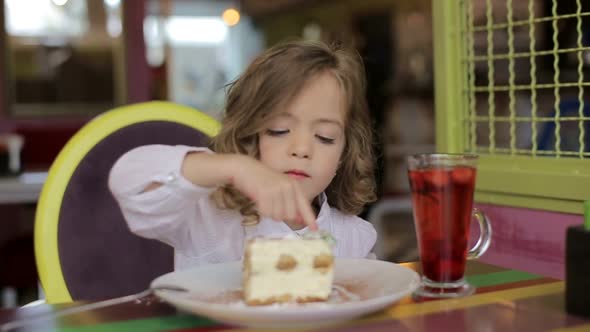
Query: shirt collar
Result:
<box><xmin>294</xmin><ymin>192</ymin><xmax>330</xmax><ymax>236</ymax></box>
<box><xmin>315</xmin><ymin>192</ymin><xmax>330</xmax><ymax>220</ymax></box>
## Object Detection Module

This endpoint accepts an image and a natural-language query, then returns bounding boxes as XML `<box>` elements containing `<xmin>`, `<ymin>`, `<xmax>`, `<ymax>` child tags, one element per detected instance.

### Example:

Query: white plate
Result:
<box><xmin>151</xmin><ymin>258</ymin><xmax>420</xmax><ymax>328</ymax></box>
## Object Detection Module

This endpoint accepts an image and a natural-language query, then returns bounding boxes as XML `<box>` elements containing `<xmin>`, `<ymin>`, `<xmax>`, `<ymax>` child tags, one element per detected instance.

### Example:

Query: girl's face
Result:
<box><xmin>258</xmin><ymin>71</ymin><xmax>347</xmax><ymax>203</ymax></box>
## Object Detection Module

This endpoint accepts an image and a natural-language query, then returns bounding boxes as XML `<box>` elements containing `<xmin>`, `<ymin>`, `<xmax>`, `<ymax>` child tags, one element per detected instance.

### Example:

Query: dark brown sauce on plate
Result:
<box><xmin>193</xmin><ymin>281</ymin><xmax>368</xmax><ymax>306</ymax></box>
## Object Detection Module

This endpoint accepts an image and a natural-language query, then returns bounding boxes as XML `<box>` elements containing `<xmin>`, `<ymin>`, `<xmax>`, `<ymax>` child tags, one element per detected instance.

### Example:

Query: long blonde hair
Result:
<box><xmin>210</xmin><ymin>40</ymin><xmax>376</xmax><ymax>225</ymax></box>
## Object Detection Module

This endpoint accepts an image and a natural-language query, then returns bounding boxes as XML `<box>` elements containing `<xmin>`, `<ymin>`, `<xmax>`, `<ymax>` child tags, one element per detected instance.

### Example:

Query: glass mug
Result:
<box><xmin>407</xmin><ymin>153</ymin><xmax>492</xmax><ymax>298</ymax></box>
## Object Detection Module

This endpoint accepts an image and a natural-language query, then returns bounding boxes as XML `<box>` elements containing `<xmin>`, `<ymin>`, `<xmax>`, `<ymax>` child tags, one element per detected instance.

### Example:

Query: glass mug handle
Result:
<box><xmin>467</xmin><ymin>208</ymin><xmax>492</xmax><ymax>259</ymax></box>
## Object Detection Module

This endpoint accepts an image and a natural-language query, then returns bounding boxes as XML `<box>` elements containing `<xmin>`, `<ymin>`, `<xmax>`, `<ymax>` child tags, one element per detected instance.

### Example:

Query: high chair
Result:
<box><xmin>34</xmin><ymin>101</ymin><xmax>220</xmax><ymax>303</ymax></box>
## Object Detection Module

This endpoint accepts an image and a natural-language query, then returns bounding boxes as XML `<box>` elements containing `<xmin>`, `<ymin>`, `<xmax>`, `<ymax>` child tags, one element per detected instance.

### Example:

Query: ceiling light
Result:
<box><xmin>222</xmin><ymin>8</ymin><xmax>240</xmax><ymax>27</ymax></box>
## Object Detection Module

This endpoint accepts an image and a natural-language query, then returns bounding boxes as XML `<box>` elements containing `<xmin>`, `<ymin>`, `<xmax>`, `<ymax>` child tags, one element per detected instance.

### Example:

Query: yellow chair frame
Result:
<box><xmin>34</xmin><ymin>101</ymin><xmax>220</xmax><ymax>303</ymax></box>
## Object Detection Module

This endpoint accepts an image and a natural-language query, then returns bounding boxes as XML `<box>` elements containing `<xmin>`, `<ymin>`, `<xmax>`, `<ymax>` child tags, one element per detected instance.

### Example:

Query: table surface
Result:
<box><xmin>0</xmin><ymin>261</ymin><xmax>588</xmax><ymax>332</ymax></box>
<box><xmin>0</xmin><ymin>172</ymin><xmax>46</xmax><ymax>204</ymax></box>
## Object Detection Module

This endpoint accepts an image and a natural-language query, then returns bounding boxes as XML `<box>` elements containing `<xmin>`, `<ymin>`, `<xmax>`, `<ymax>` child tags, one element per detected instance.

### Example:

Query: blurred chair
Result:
<box><xmin>537</xmin><ymin>99</ymin><xmax>590</xmax><ymax>152</ymax></box>
<box><xmin>34</xmin><ymin>101</ymin><xmax>220</xmax><ymax>303</ymax></box>
<box><xmin>367</xmin><ymin>196</ymin><xmax>419</xmax><ymax>262</ymax></box>
<box><xmin>0</xmin><ymin>233</ymin><xmax>37</xmax><ymax>307</ymax></box>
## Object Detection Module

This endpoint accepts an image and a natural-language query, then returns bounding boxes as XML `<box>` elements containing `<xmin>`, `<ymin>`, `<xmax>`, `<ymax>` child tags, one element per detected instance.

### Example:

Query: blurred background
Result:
<box><xmin>0</xmin><ymin>0</ymin><xmax>436</xmax><ymax>189</ymax></box>
<box><xmin>4</xmin><ymin>0</ymin><xmax>585</xmax><ymax>308</ymax></box>
<box><xmin>0</xmin><ymin>0</ymin><xmax>434</xmax><ymax>307</ymax></box>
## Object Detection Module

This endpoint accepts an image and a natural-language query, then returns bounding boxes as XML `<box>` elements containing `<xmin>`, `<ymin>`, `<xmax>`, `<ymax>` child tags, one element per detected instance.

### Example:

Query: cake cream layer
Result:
<box><xmin>244</xmin><ymin>238</ymin><xmax>334</xmax><ymax>303</ymax></box>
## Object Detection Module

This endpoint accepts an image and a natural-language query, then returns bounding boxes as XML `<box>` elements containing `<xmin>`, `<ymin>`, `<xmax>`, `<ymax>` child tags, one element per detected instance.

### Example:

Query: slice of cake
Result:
<box><xmin>242</xmin><ymin>237</ymin><xmax>334</xmax><ymax>305</ymax></box>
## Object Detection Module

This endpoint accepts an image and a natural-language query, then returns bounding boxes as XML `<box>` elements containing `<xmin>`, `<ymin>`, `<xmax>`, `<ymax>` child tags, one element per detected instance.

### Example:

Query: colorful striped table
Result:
<box><xmin>1</xmin><ymin>261</ymin><xmax>588</xmax><ymax>332</ymax></box>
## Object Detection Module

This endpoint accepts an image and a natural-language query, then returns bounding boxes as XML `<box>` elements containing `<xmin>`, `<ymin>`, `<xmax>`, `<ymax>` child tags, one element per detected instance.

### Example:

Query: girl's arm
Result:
<box><xmin>140</xmin><ymin>152</ymin><xmax>234</xmax><ymax>192</ymax></box>
<box><xmin>180</xmin><ymin>152</ymin><xmax>317</xmax><ymax>230</ymax></box>
<box><xmin>110</xmin><ymin>145</ymin><xmax>317</xmax><ymax>236</ymax></box>
<box><xmin>108</xmin><ymin>145</ymin><xmax>215</xmax><ymax>250</ymax></box>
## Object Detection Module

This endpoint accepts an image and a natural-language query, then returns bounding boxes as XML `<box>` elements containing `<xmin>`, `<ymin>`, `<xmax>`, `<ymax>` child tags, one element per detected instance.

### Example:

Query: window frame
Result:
<box><xmin>433</xmin><ymin>0</ymin><xmax>588</xmax><ymax>215</ymax></box>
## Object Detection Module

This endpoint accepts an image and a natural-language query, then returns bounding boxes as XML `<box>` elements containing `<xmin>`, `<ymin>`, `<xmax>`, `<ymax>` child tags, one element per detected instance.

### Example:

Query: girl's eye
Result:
<box><xmin>316</xmin><ymin>135</ymin><xmax>335</xmax><ymax>144</ymax></box>
<box><xmin>266</xmin><ymin>129</ymin><xmax>289</xmax><ymax>136</ymax></box>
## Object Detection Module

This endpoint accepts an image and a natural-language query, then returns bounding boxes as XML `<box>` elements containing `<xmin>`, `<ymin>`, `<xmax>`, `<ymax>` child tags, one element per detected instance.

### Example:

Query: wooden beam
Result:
<box><xmin>122</xmin><ymin>0</ymin><xmax>151</xmax><ymax>103</ymax></box>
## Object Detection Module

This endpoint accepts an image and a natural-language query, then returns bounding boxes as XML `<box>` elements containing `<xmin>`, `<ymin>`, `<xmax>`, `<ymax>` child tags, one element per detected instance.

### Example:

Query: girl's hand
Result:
<box><xmin>230</xmin><ymin>155</ymin><xmax>318</xmax><ymax>230</ymax></box>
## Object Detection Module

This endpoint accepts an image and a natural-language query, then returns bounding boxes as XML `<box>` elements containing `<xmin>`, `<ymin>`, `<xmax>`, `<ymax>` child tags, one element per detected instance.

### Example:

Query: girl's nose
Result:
<box><xmin>291</xmin><ymin>150</ymin><xmax>310</xmax><ymax>158</ymax></box>
<box><xmin>289</xmin><ymin>135</ymin><xmax>311</xmax><ymax>159</ymax></box>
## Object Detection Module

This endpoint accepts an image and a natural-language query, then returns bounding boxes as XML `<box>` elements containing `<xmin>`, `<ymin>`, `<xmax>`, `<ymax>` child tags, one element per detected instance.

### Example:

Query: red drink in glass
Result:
<box><xmin>407</xmin><ymin>153</ymin><xmax>491</xmax><ymax>298</ymax></box>
<box><xmin>408</xmin><ymin>166</ymin><xmax>476</xmax><ymax>283</ymax></box>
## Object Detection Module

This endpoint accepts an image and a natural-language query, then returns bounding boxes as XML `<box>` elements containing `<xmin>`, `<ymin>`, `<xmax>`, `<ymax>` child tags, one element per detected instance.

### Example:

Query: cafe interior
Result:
<box><xmin>0</xmin><ymin>0</ymin><xmax>590</xmax><ymax>330</ymax></box>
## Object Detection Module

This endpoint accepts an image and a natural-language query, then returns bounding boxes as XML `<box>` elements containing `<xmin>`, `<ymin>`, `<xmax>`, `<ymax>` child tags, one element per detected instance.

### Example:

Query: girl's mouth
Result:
<box><xmin>285</xmin><ymin>170</ymin><xmax>310</xmax><ymax>179</ymax></box>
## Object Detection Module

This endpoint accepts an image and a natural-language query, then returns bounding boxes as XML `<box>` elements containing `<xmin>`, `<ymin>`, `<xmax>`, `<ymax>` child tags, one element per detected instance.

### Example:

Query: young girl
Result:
<box><xmin>109</xmin><ymin>40</ymin><xmax>377</xmax><ymax>270</ymax></box>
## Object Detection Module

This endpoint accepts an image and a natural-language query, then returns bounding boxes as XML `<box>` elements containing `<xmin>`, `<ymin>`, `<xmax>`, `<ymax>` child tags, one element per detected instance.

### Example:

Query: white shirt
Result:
<box><xmin>108</xmin><ymin>145</ymin><xmax>377</xmax><ymax>270</ymax></box>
